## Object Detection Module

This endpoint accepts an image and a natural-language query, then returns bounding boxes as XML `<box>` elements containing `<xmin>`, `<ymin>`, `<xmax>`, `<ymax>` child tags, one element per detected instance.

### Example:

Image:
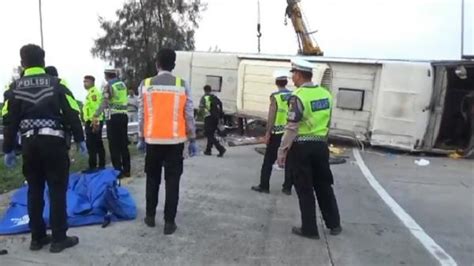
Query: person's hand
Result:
<box><xmin>4</xmin><ymin>152</ymin><xmax>16</xmax><ymax>168</ymax></box>
<box><xmin>277</xmin><ymin>149</ymin><xmax>287</xmax><ymax>168</ymax></box>
<box><xmin>136</xmin><ymin>139</ymin><xmax>146</xmax><ymax>153</ymax></box>
<box><xmin>77</xmin><ymin>142</ymin><xmax>88</xmax><ymax>156</ymax></box>
<box><xmin>92</xmin><ymin>119</ymin><xmax>100</xmax><ymax>133</ymax></box>
<box><xmin>92</xmin><ymin>118</ymin><xmax>100</xmax><ymax>132</ymax></box>
<box><xmin>188</xmin><ymin>140</ymin><xmax>198</xmax><ymax>157</ymax></box>
<box><xmin>264</xmin><ymin>132</ymin><xmax>271</xmax><ymax>145</ymax></box>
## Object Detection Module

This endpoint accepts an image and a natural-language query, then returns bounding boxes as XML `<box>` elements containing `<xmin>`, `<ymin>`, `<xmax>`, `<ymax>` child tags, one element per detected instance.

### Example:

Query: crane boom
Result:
<box><xmin>285</xmin><ymin>0</ymin><xmax>323</xmax><ymax>56</ymax></box>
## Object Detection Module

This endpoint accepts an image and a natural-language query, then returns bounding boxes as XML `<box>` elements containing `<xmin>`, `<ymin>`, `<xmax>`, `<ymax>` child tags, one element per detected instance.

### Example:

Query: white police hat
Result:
<box><xmin>290</xmin><ymin>58</ymin><xmax>314</xmax><ymax>73</ymax></box>
<box><xmin>273</xmin><ymin>70</ymin><xmax>290</xmax><ymax>80</ymax></box>
<box><xmin>104</xmin><ymin>68</ymin><xmax>118</xmax><ymax>75</ymax></box>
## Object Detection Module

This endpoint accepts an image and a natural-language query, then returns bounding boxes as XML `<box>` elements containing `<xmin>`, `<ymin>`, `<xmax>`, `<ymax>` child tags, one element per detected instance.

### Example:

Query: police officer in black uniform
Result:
<box><xmin>277</xmin><ymin>58</ymin><xmax>342</xmax><ymax>239</ymax></box>
<box><xmin>3</xmin><ymin>44</ymin><xmax>87</xmax><ymax>253</ymax></box>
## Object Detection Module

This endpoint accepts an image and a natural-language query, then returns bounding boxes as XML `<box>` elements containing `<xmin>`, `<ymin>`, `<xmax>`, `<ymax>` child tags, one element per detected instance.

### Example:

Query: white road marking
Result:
<box><xmin>353</xmin><ymin>149</ymin><xmax>457</xmax><ymax>266</ymax></box>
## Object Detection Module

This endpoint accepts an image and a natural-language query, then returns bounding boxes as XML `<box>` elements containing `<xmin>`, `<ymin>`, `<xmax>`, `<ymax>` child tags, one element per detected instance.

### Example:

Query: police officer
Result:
<box><xmin>82</xmin><ymin>75</ymin><xmax>106</xmax><ymax>172</ymax></box>
<box><xmin>199</xmin><ymin>85</ymin><xmax>226</xmax><ymax>157</ymax></box>
<box><xmin>45</xmin><ymin>66</ymin><xmax>74</xmax><ymax>96</ymax></box>
<box><xmin>3</xmin><ymin>44</ymin><xmax>87</xmax><ymax>252</ymax></box>
<box><xmin>2</xmin><ymin>82</ymin><xmax>14</xmax><ymax>125</ymax></box>
<box><xmin>277</xmin><ymin>58</ymin><xmax>342</xmax><ymax>239</ymax></box>
<box><xmin>136</xmin><ymin>48</ymin><xmax>197</xmax><ymax>235</ymax></box>
<box><xmin>3</xmin><ymin>70</ymin><xmax>24</xmax><ymax>123</ymax></box>
<box><xmin>94</xmin><ymin>69</ymin><xmax>131</xmax><ymax>179</ymax></box>
<box><xmin>45</xmin><ymin>66</ymin><xmax>81</xmax><ymax>150</ymax></box>
<box><xmin>251</xmin><ymin>70</ymin><xmax>293</xmax><ymax>195</ymax></box>
<box><xmin>2</xmin><ymin>70</ymin><xmax>24</xmax><ymax>153</ymax></box>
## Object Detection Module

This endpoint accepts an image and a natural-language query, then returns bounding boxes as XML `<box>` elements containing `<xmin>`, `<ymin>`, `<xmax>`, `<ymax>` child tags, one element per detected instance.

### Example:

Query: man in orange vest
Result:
<box><xmin>136</xmin><ymin>48</ymin><xmax>197</xmax><ymax>235</ymax></box>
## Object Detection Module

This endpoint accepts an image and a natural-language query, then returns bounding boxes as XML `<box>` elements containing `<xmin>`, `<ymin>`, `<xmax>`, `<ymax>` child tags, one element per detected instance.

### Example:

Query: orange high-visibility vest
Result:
<box><xmin>142</xmin><ymin>76</ymin><xmax>187</xmax><ymax>144</ymax></box>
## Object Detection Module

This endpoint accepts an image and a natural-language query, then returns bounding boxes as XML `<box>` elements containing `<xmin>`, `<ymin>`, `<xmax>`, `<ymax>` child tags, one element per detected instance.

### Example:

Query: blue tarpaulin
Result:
<box><xmin>0</xmin><ymin>168</ymin><xmax>136</xmax><ymax>235</ymax></box>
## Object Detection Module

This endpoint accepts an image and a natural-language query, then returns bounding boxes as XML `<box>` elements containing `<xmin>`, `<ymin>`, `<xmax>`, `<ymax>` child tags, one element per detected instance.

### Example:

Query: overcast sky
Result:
<box><xmin>0</xmin><ymin>0</ymin><xmax>472</xmax><ymax>101</ymax></box>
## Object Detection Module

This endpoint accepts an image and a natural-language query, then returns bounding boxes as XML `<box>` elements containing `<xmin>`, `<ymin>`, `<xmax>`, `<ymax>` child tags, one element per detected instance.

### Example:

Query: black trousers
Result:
<box><xmin>85</xmin><ymin>121</ymin><xmax>105</xmax><ymax>169</ymax></box>
<box><xmin>22</xmin><ymin>135</ymin><xmax>70</xmax><ymax>242</ymax></box>
<box><xmin>204</xmin><ymin>116</ymin><xmax>225</xmax><ymax>153</ymax></box>
<box><xmin>287</xmin><ymin>141</ymin><xmax>340</xmax><ymax>235</ymax></box>
<box><xmin>106</xmin><ymin>114</ymin><xmax>130</xmax><ymax>174</ymax></box>
<box><xmin>145</xmin><ymin>143</ymin><xmax>184</xmax><ymax>223</ymax></box>
<box><xmin>259</xmin><ymin>133</ymin><xmax>292</xmax><ymax>190</ymax></box>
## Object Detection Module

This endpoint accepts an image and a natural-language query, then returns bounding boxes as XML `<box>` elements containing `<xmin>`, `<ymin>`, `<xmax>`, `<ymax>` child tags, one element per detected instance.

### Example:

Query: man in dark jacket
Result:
<box><xmin>3</xmin><ymin>44</ymin><xmax>87</xmax><ymax>253</ymax></box>
<box><xmin>199</xmin><ymin>85</ymin><xmax>226</xmax><ymax>157</ymax></box>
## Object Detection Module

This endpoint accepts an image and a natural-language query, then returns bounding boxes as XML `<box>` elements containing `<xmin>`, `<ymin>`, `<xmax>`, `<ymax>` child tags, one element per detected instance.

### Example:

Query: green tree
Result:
<box><xmin>91</xmin><ymin>0</ymin><xmax>205</xmax><ymax>89</ymax></box>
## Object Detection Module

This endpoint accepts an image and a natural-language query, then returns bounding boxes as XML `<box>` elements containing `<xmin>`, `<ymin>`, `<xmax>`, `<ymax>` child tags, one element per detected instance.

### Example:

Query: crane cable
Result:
<box><xmin>300</xmin><ymin>0</ymin><xmax>321</xmax><ymax>47</ymax></box>
<box><xmin>257</xmin><ymin>0</ymin><xmax>262</xmax><ymax>53</ymax></box>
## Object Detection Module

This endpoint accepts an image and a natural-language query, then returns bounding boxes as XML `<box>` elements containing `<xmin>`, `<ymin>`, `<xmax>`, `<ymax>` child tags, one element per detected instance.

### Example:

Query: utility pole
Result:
<box><xmin>39</xmin><ymin>0</ymin><xmax>44</xmax><ymax>48</ymax></box>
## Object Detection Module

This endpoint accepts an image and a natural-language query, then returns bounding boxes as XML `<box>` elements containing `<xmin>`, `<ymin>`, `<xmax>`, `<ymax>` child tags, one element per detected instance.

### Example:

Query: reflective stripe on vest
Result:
<box><xmin>60</xmin><ymin>79</ymin><xmax>69</xmax><ymax>88</ymax></box>
<box><xmin>66</xmin><ymin>94</ymin><xmax>80</xmax><ymax>112</ymax></box>
<box><xmin>204</xmin><ymin>95</ymin><xmax>211</xmax><ymax>117</ymax></box>
<box><xmin>272</xmin><ymin>91</ymin><xmax>291</xmax><ymax>134</ymax></box>
<box><xmin>2</xmin><ymin>84</ymin><xmax>12</xmax><ymax>117</ymax></box>
<box><xmin>293</xmin><ymin>86</ymin><xmax>332</xmax><ymax>138</ymax></box>
<box><xmin>143</xmin><ymin>76</ymin><xmax>187</xmax><ymax>144</ymax></box>
<box><xmin>2</xmin><ymin>100</ymin><xmax>8</xmax><ymax>116</ymax></box>
<box><xmin>110</xmin><ymin>81</ymin><xmax>128</xmax><ymax>114</ymax></box>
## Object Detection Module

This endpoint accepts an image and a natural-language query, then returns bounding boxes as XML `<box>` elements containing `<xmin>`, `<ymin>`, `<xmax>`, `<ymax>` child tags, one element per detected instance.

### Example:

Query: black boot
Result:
<box><xmin>217</xmin><ymin>148</ymin><xmax>226</xmax><ymax>158</ymax></box>
<box><xmin>251</xmin><ymin>185</ymin><xmax>269</xmax><ymax>194</ymax></box>
<box><xmin>30</xmin><ymin>234</ymin><xmax>52</xmax><ymax>251</ymax></box>
<box><xmin>330</xmin><ymin>226</ymin><xmax>343</xmax><ymax>236</ymax></box>
<box><xmin>144</xmin><ymin>216</ymin><xmax>155</xmax><ymax>227</ymax></box>
<box><xmin>164</xmin><ymin>222</ymin><xmax>177</xmax><ymax>235</ymax></box>
<box><xmin>291</xmin><ymin>227</ymin><xmax>320</xmax><ymax>240</ymax></box>
<box><xmin>50</xmin><ymin>236</ymin><xmax>79</xmax><ymax>253</ymax></box>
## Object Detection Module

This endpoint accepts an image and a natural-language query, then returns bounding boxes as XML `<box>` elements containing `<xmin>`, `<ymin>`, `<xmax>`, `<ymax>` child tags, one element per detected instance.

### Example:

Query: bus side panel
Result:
<box><xmin>237</xmin><ymin>60</ymin><xmax>328</xmax><ymax>119</ymax></box>
<box><xmin>176</xmin><ymin>52</ymin><xmax>240</xmax><ymax>114</ymax></box>
<box><xmin>328</xmin><ymin>63</ymin><xmax>379</xmax><ymax>140</ymax></box>
<box><xmin>370</xmin><ymin>62</ymin><xmax>433</xmax><ymax>150</ymax></box>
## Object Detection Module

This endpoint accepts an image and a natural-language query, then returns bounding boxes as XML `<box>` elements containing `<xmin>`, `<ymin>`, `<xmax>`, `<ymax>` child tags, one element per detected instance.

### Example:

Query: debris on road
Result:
<box><xmin>255</xmin><ymin>145</ymin><xmax>349</xmax><ymax>165</ymax></box>
<box><xmin>448</xmin><ymin>152</ymin><xmax>463</xmax><ymax>159</ymax></box>
<box><xmin>329</xmin><ymin>157</ymin><xmax>347</xmax><ymax>165</ymax></box>
<box><xmin>227</xmin><ymin>136</ymin><xmax>264</xmax><ymax>147</ymax></box>
<box><xmin>329</xmin><ymin>144</ymin><xmax>345</xmax><ymax>155</ymax></box>
<box><xmin>414</xmin><ymin>159</ymin><xmax>430</xmax><ymax>166</ymax></box>
<box><xmin>328</xmin><ymin>145</ymin><xmax>348</xmax><ymax>164</ymax></box>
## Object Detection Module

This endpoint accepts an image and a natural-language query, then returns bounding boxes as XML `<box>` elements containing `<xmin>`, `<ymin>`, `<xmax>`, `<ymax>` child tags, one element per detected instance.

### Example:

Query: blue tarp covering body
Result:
<box><xmin>0</xmin><ymin>168</ymin><xmax>136</xmax><ymax>235</ymax></box>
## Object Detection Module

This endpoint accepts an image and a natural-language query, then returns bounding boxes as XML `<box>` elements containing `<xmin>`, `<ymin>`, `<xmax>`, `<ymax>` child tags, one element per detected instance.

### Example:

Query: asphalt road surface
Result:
<box><xmin>0</xmin><ymin>144</ymin><xmax>472</xmax><ymax>266</ymax></box>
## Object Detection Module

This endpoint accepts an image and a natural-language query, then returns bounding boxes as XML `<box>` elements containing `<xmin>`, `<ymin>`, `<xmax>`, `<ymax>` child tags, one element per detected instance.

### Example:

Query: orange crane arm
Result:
<box><xmin>285</xmin><ymin>0</ymin><xmax>323</xmax><ymax>56</ymax></box>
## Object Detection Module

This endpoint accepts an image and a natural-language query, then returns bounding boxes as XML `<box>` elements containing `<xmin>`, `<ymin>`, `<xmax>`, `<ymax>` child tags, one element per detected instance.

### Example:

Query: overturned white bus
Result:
<box><xmin>174</xmin><ymin>51</ymin><xmax>474</xmax><ymax>154</ymax></box>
